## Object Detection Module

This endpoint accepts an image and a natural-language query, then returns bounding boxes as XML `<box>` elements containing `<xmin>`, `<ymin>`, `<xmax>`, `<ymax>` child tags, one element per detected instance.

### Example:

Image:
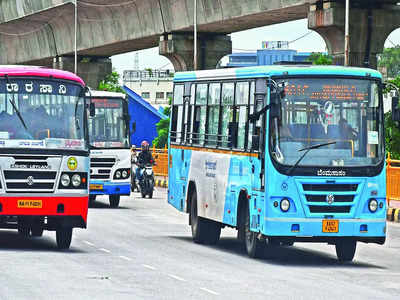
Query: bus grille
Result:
<box><xmin>4</xmin><ymin>170</ymin><xmax>57</xmax><ymax>193</ymax></box>
<box><xmin>298</xmin><ymin>181</ymin><xmax>361</xmax><ymax>216</ymax></box>
<box><xmin>90</xmin><ymin>157</ymin><xmax>116</xmax><ymax>180</ymax></box>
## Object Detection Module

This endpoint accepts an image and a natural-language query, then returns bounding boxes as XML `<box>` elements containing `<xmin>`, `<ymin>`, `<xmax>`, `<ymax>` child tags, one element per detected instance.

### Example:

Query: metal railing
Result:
<box><xmin>387</xmin><ymin>153</ymin><xmax>400</xmax><ymax>206</ymax></box>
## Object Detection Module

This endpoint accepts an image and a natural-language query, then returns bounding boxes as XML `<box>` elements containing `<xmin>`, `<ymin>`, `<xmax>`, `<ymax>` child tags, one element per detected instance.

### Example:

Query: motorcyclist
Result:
<box><xmin>136</xmin><ymin>141</ymin><xmax>154</xmax><ymax>182</ymax></box>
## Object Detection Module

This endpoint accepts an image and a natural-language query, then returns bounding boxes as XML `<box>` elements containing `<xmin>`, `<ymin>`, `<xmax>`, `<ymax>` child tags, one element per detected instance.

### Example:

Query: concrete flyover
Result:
<box><xmin>1</xmin><ymin>1</ymin><xmax>400</xmax><ymax>85</ymax></box>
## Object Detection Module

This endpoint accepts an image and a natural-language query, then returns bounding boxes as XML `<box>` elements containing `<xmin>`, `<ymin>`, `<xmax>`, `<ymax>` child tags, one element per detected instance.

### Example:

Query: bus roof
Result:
<box><xmin>88</xmin><ymin>89</ymin><xmax>126</xmax><ymax>99</ymax></box>
<box><xmin>173</xmin><ymin>65</ymin><xmax>382</xmax><ymax>82</ymax></box>
<box><xmin>0</xmin><ymin>65</ymin><xmax>85</xmax><ymax>86</ymax></box>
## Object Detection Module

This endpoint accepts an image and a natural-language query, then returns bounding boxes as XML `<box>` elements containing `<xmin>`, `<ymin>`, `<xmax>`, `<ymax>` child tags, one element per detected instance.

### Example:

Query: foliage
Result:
<box><xmin>306</xmin><ymin>52</ymin><xmax>333</xmax><ymax>65</ymax></box>
<box><xmin>98</xmin><ymin>71</ymin><xmax>124</xmax><ymax>93</ymax></box>
<box><xmin>152</xmin><ymin>98</ymin><xmax>171</xmax><ymax>148</ymax></box>
<box><xmin>378</xmin><ymin>46</ymin><xmax>400</xmax><ymax>79</ymax></box>
<box><xmin>385</xmin><ymin>75</ymin><xmax>400</xmax><ymax>159</ymax></box>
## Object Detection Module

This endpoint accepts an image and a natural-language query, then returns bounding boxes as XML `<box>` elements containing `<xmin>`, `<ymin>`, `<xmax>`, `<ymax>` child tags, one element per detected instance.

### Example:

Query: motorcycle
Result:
<box><xmin>136</xmin><ymin>163</ymin><xmax>155</xmax><ymax>198</ymax></box>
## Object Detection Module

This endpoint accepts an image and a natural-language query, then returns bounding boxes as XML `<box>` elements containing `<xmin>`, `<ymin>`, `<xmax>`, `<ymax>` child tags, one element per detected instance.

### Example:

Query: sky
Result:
<box><xmin>111</xmin><ymin>18</ymin><xmax>400</xmax><ymax>76</ymax></box>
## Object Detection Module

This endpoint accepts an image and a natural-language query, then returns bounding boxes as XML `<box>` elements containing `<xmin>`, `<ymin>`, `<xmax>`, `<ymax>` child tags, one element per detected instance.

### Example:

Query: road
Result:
<box><xmin>0</xmin><ymin>188</ymin><xmax>399</xmax><ymax>300</ymax></box>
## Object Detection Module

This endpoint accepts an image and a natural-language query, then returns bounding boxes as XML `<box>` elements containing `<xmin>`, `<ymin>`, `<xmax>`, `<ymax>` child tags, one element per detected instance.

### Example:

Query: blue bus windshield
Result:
<box><xmin>270</xmin><ymin>78</ymin><xmax>383</xmax><ymax>167</ymax></box>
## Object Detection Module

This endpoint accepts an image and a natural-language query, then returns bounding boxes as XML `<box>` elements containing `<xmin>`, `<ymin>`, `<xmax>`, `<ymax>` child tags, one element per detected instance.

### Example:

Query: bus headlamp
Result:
<box><xmin>122</xmin><ymin>170</ymin><xmax>128</xmax><ymax>178</ymax></box>
<box><xmin>280</xmin><ymin>198</ymin><xmax>290</xmax><ymax>212</ymax></box>
<box><xmin>368</xmin><ymin>199</ymin><xmax>378</xmax><ymax>213</ymax></box>
<box><xmin>71</xmin><ymin>174</ymin><xmax>81</xmax><ymax>187</ymax></box>
<box><xmin>61</xmin><ymin>174</ymin><xmax>70</xmax><ymax>187</ymax></box>
<box><xmin>115</xmin><ymin>171</ymin><xmax>121</xmax><ymax>179</ymax></box>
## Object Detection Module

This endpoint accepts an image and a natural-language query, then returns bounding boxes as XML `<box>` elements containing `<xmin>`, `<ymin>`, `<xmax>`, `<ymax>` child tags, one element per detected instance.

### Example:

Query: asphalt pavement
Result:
<box><xmin>0</xmin><ymin>188</ymin><xmax>399</xmax><ymax>300</ymax></box>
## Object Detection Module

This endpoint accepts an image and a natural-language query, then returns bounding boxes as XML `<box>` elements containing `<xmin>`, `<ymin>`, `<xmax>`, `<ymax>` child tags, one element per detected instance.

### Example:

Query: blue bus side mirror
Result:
<box><xmin>392</xmin><ymin>96</ymin><xmax>400</xmax><ymax>122</ymax></box>
<box><xmin>89</xmin><ymin>103</ymin><xmax>95</xmax><ymax>117</ymax></box>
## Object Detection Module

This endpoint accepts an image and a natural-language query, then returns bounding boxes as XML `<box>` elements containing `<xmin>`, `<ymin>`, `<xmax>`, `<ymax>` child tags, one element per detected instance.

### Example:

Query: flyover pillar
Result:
<box><xmin>159</xmin><ymin>33</ymin><xmax>232</xmax><ymax>71</ymax></box>
<box><xmin>308</xmin><ymin>2</ymin><xmax>400</xmax><ymax>69</ymax></box>
<box><xmin>52</xmin><ymin>56</ymin><xmax>112</xmax><ymax>89</ymax></box>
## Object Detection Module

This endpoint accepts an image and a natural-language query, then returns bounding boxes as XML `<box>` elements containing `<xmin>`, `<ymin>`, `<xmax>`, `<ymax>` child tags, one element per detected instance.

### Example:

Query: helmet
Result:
<box><xmin>141</xmin><ymin>140</ymin><xmax>149</xmax><ymax>151</ymax></box>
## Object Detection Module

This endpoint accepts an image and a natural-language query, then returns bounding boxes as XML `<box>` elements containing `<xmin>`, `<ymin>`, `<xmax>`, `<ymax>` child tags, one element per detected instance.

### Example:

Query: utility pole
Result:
<box><xmin>74</xmin><ymin>0</ymin><xmax>78</xmax><ymax>74</ymax></box>
<box><xmin>193</xmin><ymin>0</ymin><xmax>197</xmax><ymax>70</ymax></box>
<box><xmin>344</xmin><ymin>0</ymin><xmax>349</xmax><ymax>66</ymax></box>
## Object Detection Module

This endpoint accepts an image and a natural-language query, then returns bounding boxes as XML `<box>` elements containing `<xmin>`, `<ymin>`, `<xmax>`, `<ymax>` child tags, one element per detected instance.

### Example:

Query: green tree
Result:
<box><xmin>384</xmin><ymin>76</ymin><xmax>400</xmax><ymax>159</ymax></box>
<box><xmin>378</xmin><ymin>46</ymin><xmax>400</xmax><ymax>79</ymax></box>
<box><xmin>152</xmin><ymin>99</ymin><xmax>171</xmax><ymax>148</ymax></box>
<box><xmin>98</xmin><ymin>71</ymin><xmax>124</xmax><ymax>93</ymax></box>
<box><xmin>307</xmin><ymin>52</ymin><xmax>333</xmax><ymax>65</ymax></box>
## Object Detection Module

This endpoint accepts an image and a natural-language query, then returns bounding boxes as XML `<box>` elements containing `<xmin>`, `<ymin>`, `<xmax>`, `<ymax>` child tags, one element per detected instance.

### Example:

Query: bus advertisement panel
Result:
<box><xmin>88</xmin><ymin>91</ymin><xmax>131</xmax><ymax>208</ymax></box>
<box><xmin>0</xmin><ymin>66</ymin><xmax>89</xmax><ymax>249</ymax></box>
<box><xmin>168</xmin><ymin>65</ymin><xmax>386</xmax><ymax>262</ymax></box>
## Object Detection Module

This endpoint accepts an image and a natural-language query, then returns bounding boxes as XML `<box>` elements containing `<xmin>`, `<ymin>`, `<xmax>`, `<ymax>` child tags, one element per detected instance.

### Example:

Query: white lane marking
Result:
<box><xmin>84</xmin><ymin>241</ymin><xmax>95</xmax><ymax>246</ymax></box>
<box><xmin>200</xmin><ymin>287</ymin><xmax>219</xmax><ymax>296</ymax></box>
<box><xmin>99</xmin><ymin>248</ymin><xmax>111</xmax><ymax>253</ymax></box>
<box><xmin>119</xmin><ymin>256</ymin><xmax>132</xmax><ymax>261</ymax></box>
<box><xmin>167</xmin><ymin>274</ymin><xmax>186</xmax><ymax>282</ymax></box>
<box><xmin>142</xmin><ymin>264</ymin><xmax>157</xmax><ymax>270</ymax></box>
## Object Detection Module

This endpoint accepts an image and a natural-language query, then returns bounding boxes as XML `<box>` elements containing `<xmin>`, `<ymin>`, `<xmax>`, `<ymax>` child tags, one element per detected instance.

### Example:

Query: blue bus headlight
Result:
<box><xmin>61</xmin><ymin>174</ymin><xmax>70</xmax><ymax>187</ymax></box>
<box><xmin>280</xmin><ymin>198</ymin><xmax>290</xmax><ymax>212</ymax></box>
<box><xmin>368</xmin><ymin>199</ymin><xmax>378</xmax><ymax>212</ymax></box>
<box><xmin>115</xmin><ymin>171</ymin><xmax>121</xmax><ymax>179</ymax></box>
<box><xmin>122</xmin><ymin>170</ymin><xmax>128</xmax><ymax>178</ymax></box>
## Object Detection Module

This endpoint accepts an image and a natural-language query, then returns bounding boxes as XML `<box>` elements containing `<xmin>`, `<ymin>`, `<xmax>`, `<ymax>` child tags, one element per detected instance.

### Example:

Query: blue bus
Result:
<box><xmin>168</xmin><ymin>65</ymin><xmax>386</xmax><ymax>262</ymax></box>
<box><xmin>88</xmin><ymin>91</ymin><xmax>132</xmax><ymax>208</ymax></box>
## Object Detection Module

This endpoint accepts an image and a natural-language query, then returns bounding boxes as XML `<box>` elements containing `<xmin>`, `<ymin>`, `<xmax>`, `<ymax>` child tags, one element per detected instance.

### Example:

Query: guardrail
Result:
<box><xmin>387</xmin><ymin>153</ymin><xmax>400</xmax><ymax>208</ymax></box>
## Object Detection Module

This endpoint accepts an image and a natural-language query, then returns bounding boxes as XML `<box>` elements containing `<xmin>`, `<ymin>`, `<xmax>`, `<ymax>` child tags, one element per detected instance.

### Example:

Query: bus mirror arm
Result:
<box><xmin>89</xmin><ymin>102</ymin><xmax>95</xmax><ymax>117</ymax></box>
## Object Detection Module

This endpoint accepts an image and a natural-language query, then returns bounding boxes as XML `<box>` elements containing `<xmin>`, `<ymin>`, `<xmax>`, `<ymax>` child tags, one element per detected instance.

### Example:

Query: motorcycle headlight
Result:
<box><xmin>61</xmin><ymin>174</ymin><xmax>70</xmax><ymax>187</ymax></box>
<box><xmin>115</xmin><ymin>171</ymin><xmax>121</xmax><ymax>179</ymax></box>
<box><xmin>146</xmin><ymin>169</ymin><xmax>153</xmax><ymax>176</ymax></box>
<box><xmin>71</xmin><ymin>174</ymin><xmax>81</xmax><ymax>187</ymax></box>
<box><xmin>122</xmin><ymin>170</ymin><xmax>128</xmax><ymax>178</ymax></box>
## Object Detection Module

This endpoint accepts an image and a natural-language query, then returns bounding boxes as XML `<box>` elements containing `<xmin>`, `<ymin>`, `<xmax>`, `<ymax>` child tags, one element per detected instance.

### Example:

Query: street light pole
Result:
<box><xmin>193</xmin><ymin>0</ymin><xmax>197</xmax><ymax>71</ymax></box>
<box><xmin>74</xmin><ymin>0</ymin><xmax>78</xmax><ymax>74</ymax></box>
<box><xmin>344</xmin><ymin>0</ymin><xmax>349</xmax><ymax>66</ymax></box>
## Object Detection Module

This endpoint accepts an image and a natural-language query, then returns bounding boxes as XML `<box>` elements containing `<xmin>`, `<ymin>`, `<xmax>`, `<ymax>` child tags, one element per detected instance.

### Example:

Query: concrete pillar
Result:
<box><xmin>308</xmin><ymin>2</ymin><xmax>400</xmax><ymax>69</ymax></box>
<box><xmin>52</xmin><ymin>56</ymin><xmax>112</xmax><ymax>88</ymax></box>
<box><xmin>159</xmin><ymin>33</ymin><xmax>232</xmax><ymax>71</ymax></box>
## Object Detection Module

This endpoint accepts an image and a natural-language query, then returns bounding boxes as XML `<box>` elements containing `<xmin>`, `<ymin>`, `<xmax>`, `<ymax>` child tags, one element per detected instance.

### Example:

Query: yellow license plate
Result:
<box><xmin>90</xmin><ymin>184</ymin><xmax>103</xmax><ymax>190</ymax></box>
<box><xmin>322</xmin><ymin>219</ymin><xmax>339</xmax><ymax>233</ymax></box>
<box><xmin>17</xmin><ymin>200</ymin><xmax>42</xmax><ymax>208</ymax></box>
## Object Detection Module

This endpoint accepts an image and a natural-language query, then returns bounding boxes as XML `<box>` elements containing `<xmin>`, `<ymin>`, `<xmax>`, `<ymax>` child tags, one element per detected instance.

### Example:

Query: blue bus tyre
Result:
<box><xmin>335</xmin><ymin>239</ymin><xmax>356</xmax><ymax>262</ymax></box>
<box><xmin>244</xmin><ymin>203</ymin><xmax>265</xmax><ymax>258</ymax></box>
<box><xmin>56</xmin><ymin>228</ymin><xmax>73</xmax><ymax>250</ymax></box>
<box><xmin>109</xmin><ymin>195</ymin><xmax>120</xmax><ymax>208</ymax></box>
<box><xmin>190</xmin><ymin>191</ymin><xmax>209</xmax><ymax>244</ymax></box>
<box><xmin>89</xmin><ymin>195</ymin><xmax>96</xmax><ymax>206</ymax></box>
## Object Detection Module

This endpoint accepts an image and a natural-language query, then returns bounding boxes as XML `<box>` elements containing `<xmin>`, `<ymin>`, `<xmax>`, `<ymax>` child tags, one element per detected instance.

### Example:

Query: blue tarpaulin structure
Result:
<box><xmin>123</xmin><ymin>86</ymin><xmax>167</xmax><ymax>147</ymax></box>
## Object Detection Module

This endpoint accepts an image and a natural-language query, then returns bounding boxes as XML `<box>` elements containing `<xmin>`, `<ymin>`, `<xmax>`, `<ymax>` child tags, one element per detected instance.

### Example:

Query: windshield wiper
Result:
<box><xmin>8</xmin><ymin>97</ymin><xmax>28</xmax><ymax>131</ymax></box>
<box><xmin>74</xmin><ymin>99</ymin><xmax>81</xmax><ymax>131</ymax></box>
<box><xmin>287</xmin><ymin>141</ymin><xmax>336</xmax><ymax>176</ymax></box>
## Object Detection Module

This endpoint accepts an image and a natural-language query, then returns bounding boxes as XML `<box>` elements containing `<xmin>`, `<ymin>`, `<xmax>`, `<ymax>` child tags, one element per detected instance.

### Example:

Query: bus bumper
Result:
<box><xmin>0</xmin><ymin>195</ymin><xmax>88</xmax><ymax>228</ymax></box>
<box><xmin>89</xmin><ymin>181</ymin><xmax>130</xmax><ymax>196</ymax></box>
<box><xmin>263</xmin><ymin>217</ymin><xmax>386</xmax><ymax>244</ymax></box>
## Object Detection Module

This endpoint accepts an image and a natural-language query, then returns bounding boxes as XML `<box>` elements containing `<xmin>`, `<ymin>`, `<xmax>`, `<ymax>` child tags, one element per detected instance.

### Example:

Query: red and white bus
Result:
<box><xmin>0</xmin><ymin>66</ymin><xmax>90</xmax><ymax>249</ymax></box>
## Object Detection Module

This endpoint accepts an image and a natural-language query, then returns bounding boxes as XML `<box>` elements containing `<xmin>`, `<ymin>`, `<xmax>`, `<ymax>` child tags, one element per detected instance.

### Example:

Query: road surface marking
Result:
<box><xmin>119</xmin><ymin>256</ymin><xmax>132</xmax><ymax>261</ymax></box>
<box><xmin>84</xmin><ymin>241</ymin><xmax>95</xmax><ymax>246</ymax></box>
<box><xmin>99</xmin><ymin>248</ymin><xmax>111</xmax><ymax>253</ymax></box>
<box><xmin>167</xmin><ymin>274</ymin><xmax>186</xmax><ymax>282</ymax></box>
<box><xmin>200</xmin><ymin>287</ymin><xmax>219</xmax><ymax>296</ymax></box>
<box><xmin>142</xmin><ymin>264</ymin><xmax>156</xmax><ymax>270</ymax></box>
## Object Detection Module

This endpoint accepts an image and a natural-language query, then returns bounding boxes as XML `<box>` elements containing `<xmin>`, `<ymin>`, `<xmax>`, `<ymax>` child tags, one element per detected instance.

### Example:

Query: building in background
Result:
<box><xmin>220</xmin><ymin>41</ymin><xmax>311</xmax><ymax>68</ymax></box>
<box><xmin>123</xmin><ymin>70</ymin><xmax>173</xmax><ymax>109</ymax></box>
<box><xmin>123</xmin><ymin>86</ymin><xmax>168</xmax><ymax>147</ymax></box>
